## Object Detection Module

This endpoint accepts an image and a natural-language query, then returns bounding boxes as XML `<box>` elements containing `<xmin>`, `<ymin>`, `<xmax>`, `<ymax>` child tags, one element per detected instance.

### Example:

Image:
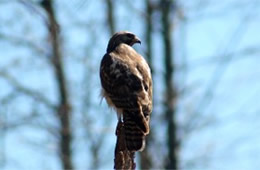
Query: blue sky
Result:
<box><xmin>0</xmin><ymin>0</ymin><xmax>260</xmax><ymax>169</ymax></box>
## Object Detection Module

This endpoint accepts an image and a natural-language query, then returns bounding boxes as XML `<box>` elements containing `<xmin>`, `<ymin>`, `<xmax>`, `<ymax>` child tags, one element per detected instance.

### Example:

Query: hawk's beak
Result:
<box><xmin>134</xmin><ymin>37</ymin><xmax>141</xmax><ymax>44</ymax></box>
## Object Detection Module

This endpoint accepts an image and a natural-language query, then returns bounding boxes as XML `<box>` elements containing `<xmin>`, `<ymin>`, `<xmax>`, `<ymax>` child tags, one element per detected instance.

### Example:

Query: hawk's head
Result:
<box><xmin>106</xmin><ymin>31</ymin><xmax>141</xmax><ymax>53</ymax></box>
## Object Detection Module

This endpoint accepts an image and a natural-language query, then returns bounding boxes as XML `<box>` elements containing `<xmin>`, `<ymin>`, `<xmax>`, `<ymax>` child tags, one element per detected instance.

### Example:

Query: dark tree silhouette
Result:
<box><xmin>160</xmin><ymin>0</ymin><xmax>179</xmax><ymax>169</ymax></box>
<box><xmin>40</xmin><ymin>0</ymin><xmax>73</xmax><ymax>169</ymax></box>
<box><xmin>140</xmin><ymin>0</ymin><xmax>154</xmax><ymax>169</ymax></box>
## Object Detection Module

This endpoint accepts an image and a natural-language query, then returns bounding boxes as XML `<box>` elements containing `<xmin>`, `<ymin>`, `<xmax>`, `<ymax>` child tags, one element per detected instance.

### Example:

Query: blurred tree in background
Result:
<box><xmin>0</xmin><ymin>0</ymin><xmax>260</xmax><ymax>169</ymax></box>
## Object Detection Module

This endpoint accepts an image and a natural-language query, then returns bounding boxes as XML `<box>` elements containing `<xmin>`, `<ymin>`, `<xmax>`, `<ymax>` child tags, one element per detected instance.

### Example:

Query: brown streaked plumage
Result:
<box><xmin>100</xmin><ymin>31</ymin><xmax>153</xmax><ymax>151</ymax></box>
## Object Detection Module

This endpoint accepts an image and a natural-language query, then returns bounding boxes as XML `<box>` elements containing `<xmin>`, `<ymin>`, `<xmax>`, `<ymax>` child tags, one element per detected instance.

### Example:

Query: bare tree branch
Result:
<box><xmin>0</xmin><ymin>33</ymin><xmax>47</xmax><ymax>56</ymax></box>
<box><xmin>185</xmin><ymin>1</ymin><xmax>258</xmax><ymax>135</ymax></box>
<box><xmin>0</xmin><ymin>71</ymin><xmax>56</xmax><ymax>110</ymax></box>
<box><xmin>185</xmin><ymin>46</ymin><xmax>260</xmax><ymax>70</ymax></box>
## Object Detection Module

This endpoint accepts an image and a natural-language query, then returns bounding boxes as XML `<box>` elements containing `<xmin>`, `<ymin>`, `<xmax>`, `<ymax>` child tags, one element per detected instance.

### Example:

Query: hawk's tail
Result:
<box><xmin>123</xmin><ymin>111</ymin><xmax>146</xmax><ymax>151</ymax></box>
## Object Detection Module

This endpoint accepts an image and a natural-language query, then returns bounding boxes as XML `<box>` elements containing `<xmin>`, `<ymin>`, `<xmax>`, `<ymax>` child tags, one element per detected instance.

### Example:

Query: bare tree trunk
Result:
<box><xmin>140</xmin><ymin>0</ymin><xmax>154</xmax><ymax>169</ymax></box>
<box><xmin>105</xmin><ymin>0</ymin><xmax>116</xmax><ymax>35</ymax></box>
<box><xmin>103</xmin><ymin>1</ymin><xmax>135</xmax><ymax>169</ymax></box>
<box><xmin>40</xmin><ymin>1</ymin><xmax>73</xmax><ymax>169</ymax></box>
<box><xmin>160</xmin><ymin>0</ymin><xmax>179</xmax><ymax>169</ymax></box>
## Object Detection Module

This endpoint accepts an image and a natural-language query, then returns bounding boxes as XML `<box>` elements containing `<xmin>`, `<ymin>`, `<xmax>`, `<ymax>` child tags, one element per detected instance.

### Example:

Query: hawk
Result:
<box><xmin>100</xmin><ymin>31</ymin><xmax>153</xmax><ymax>151</ymax></box>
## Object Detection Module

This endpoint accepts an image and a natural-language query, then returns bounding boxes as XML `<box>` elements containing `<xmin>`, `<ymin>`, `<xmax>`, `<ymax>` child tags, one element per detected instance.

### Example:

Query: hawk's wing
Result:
<box><xmin>100</xmin><ymin>51</ymin><xmax>152</xmax><ymax>134</ymax></box>
<box><xmin>100</xmin><ymin>53</ymin><xmax>142</xmax><ymax>107</ymax></box>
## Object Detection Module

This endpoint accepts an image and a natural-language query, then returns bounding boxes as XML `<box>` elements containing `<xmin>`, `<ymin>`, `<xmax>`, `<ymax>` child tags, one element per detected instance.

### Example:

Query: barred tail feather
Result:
<box><xmin>123</xmin><ymin>112</ymin><xmax>146</xmax><ymax>151</ymax></box>
<box><xmin>124</xmin><ymin>109</ymin><xmax>149</xmax><ymax>135</ymax></box>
